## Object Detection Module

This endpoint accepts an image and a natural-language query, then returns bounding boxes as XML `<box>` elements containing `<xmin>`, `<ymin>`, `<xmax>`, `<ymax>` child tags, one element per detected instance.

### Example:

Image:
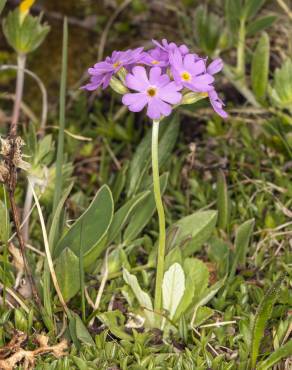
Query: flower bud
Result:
<box><xmin>110</xmin><ymin>76</ymin><xmax>129</xmax><ymax>95</ymax></box>
<box><xmin>117</xmin><ymin>67</ymin><xmax>127</xmax><ymax>83</ymax></box>
<box><xmin>19</xmin><ymin>0</ymin><xmax>35</xmax><ymax>23</ymax></box>
<box><xmin>180</xmin><ymin>92</ymin><xmax>208</xmax><ymax>105</ymax></box>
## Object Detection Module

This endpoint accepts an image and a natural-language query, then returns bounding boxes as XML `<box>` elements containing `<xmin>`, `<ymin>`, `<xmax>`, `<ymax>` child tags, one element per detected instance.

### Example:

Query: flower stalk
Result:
<box><xmin>152</xmin><ymin>119</ymin><xmax>166</xmax><ymax>312</ymax></box>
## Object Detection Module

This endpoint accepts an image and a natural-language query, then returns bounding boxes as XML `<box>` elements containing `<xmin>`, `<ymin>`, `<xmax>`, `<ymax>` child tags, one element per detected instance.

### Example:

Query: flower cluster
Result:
<box><xmin>83</xmin><ymin>39</ymin><xmax>227</xmax><ymax>120</ymax></box>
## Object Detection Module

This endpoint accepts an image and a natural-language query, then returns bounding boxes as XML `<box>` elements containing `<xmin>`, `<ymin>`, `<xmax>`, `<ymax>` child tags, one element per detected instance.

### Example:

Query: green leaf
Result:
<box><xmin>257</xmin><ymin>340</ymin><xmax>292</xmax><ymax>370</ymax></box>
<box><xmin>169</xmin><ymin>210</ymin><xmax>218</xmax><ymax>257</ymax></box>
<box><xmin>127</xmin><ymin>116</ymin><xmax>179</xmax><ymax>197</ymax></box>
<box><xmin>48</xmin><ymin>182</ymin><xmax>73</xmax><ymax>253</ymax></box>
<box><xmin>0</xmin><ymin>0</ymin><xmax>6</xmax><ymax>15</ymax></box>
<box><xmin>251</xmin><ymin>32</ymin><xmax>270</xmax><ymax>101</ymax></box>
<box><xmin>174</xmin><ymin>258</ymin><xmax>209</xmax><ymax>322</ymax></box>
<box><xmin>74</xmin><ymin>314</ymin><xmax>95</xmax><ymax>346</ymax></box>
<box><xmin>55</xmin><ymin>185</ymin><xmax>114</xmax><ymax>267</ymax></box>
<box><xmin>123</xmin><ymin>173</ymin><xmax>168</xmax><ymax>244</ymax></box>
<box><xmin>194</xmin><ymin>5</ymin><xmax>222</xmax><ymax>54</ymax></box>
<box><xmin>107</xmin><ymin>190</ymin><xmax>150</xmax><ymax>244</ymax></box>
<box><xmin>225</xmin><ymin>0</ymin><xmax>242</xmax><ymax>37</ymax></box>
<box><xmin>243</xmin><ymin>0</ymin><xmax>265</xmax><ymax>20</ymax></box>
<box><xmin>3</xmin><ymin>9</ymin><xmax>50</xmax><ymax>54</ymax></box>
<box><xmin>193</xmin><ymin>306</ymin><xmax>214</xmax><ymax>327</ymax></box>
<box><xmin>217</xmin><ymin>170</ymin><xmax>230</xmax><ymax>231</ymax></box>
<box><xmin>235</xmin><ymin>218</ymin><xmax>255</xmax><ymax>267</ymax></box>
<box><xmin>270</xmin><ymin>58</ymin><xmax>292</xmax><ymax>111</ymax></box>
<box><xmin>250</xmin><ymin>275</ymin><xmax>284</xmax><ymax>369</ymax></box>
<box><xmin>55</xmin><ymin>248</ymin><xmax>80</xmax><ymax>302</ymax></box>
<box><xmin>191</xmin><ymin>278</ymin><xmax>226</xmax><ymax>326</ymax></box>
<box><xmin>123</xmin><ymin>268</ymin><xmax>155</xmax><ymax>327</ymax></box>
<box><xmin>247</xmin><ymin>15</ymin><xmax>277</xmax><ymax>36</ymax></box>
<box><xmin>98</xmin><ymin>311</ymin><xmax>132</xmax><ymax>340</ymax></box>
<box><xmin>111</xmin><ymin>161</ymin><xmax>128</xmax><ymax>203</ymax></box>
<box><xmin>229</xmin><ymin>219</ymin><xmax>255</xmax><ymax>281</ymax></box>
<box><xmin>162</xmin><ymin>263</ymin><xmax>185</xmax><ymax>319</ymax></box>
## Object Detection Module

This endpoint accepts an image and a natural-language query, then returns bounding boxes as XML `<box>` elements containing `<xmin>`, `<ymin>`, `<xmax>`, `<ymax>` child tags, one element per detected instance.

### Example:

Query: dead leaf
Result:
<box><xmin>0</xmin><ymin>331</ymin><xmax>68</xmax><ymax>370</ymax></box>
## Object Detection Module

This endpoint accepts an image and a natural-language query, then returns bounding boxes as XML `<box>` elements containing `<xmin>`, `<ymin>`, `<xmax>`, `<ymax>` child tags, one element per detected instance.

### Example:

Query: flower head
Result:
<box><xmin>82</xmin><ymin>47</ymin><xmax>144</xmax><ymax>91</ymax></box>
<box><xmin>122</xmin><ymin>66</ymin><xmax>182</xmax><ymax>120</ymax></box>
<box><xmin>170</xmin><ymin>49</ymin><xmax>214</xmax><ymax>92</ymax></box>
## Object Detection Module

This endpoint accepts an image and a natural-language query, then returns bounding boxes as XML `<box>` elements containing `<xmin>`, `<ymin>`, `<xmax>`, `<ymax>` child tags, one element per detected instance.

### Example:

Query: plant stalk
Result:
<box><xmin>8</xmin><ymin>53</ymin><xmax>42</xmax><ymax>307</ymax></box>
<box><xmin>152</xmin><ymin>119</ymin><xmax>166</xmax><ymax>312</ymax></box>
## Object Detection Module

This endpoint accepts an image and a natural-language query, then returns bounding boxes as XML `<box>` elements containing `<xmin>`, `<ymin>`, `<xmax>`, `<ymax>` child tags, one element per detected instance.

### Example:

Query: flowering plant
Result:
<box><xmin>83</xmin><ymin>39</ymin><xmax>227</xmax><ymax>119</ymax></box>
<box><xmin>83</xmin><ymin>39</ymin><xmax>227</xmax><ymax>318</ymax></box>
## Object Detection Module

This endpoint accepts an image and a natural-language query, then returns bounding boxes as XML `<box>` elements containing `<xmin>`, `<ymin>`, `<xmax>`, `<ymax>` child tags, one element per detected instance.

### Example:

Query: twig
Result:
<box><xmin>29</xmin><ymin>179</ymin><xmax>70</xmax><ymax>316</ymax></box>
<box><xmin>5</xmin><ymin>53</ymin><xmax>42</xmax><ymax>308</ymax></box>
<box><xmin>89</xmin><ymin>247</ymin><xmax>112</xmax><ymax>326</ymax></box>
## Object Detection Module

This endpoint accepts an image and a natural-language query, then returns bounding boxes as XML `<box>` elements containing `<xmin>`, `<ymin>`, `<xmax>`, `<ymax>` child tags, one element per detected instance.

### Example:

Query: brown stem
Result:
<box><xmin>7</xmin><ymin>53</ymin><xmax>42</xmax><ymax>307</ymax></box>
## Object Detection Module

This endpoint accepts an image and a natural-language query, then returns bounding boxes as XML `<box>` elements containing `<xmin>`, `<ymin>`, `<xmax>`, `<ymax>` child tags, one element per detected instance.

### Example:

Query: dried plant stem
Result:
<box><xmin>7</xmin><ymin>53</ymin><xmax>42</xmax><ymax>307</ymax></box>
<box><xmin>152</xmin><ymin>119</ymin><xmax>166</xmax><ymax>313</ymax></box>
<box><xmin>29</xmin><ymin>179</ymin><xmax>69</xmax><ymax>316</ymax></box>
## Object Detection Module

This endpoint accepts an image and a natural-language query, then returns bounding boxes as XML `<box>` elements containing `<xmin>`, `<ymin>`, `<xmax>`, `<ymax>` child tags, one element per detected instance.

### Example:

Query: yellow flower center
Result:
<box><xmin>151</xmin><ymin>60</ymin><xmax>159</xmax><ymax>65</ymax></box>
<box><xmin>147</xmin><ymin>87</ymin><xmax>157</xmax><ymax>97</ymax></box>
<box><xmin>181</xmin><ymin>71</ymin><xmax>191</xmax><ymax>82</ymax></box>
<box><xmin>113</xmin><ymin>61</ymin><xmax>121</xmax><ymax>68</ymax></box>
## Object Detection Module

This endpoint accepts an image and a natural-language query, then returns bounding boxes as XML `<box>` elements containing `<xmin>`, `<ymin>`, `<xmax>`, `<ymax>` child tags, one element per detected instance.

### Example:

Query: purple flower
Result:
<box><xmin>140</xmin><ymin>47</ymin><xmax>169</xmax><ymax>67</ymax></box>
<box><xmin>208</xmin><ymin>90</ymin><xmax>228</xmax><ymax>118</ymax></box>
<box><xmin>122</xmin><ymin>66</ymin><xmax>182</xmax><ymax>120</ymax></box>
<box><xmin>169</xmin><ymin>49</ymin><xmax>214</xmax><ymax>92</ymax></box>
<box><xmin>82</xmin><ymin>47</ymin><xmax>144</xmax><ymax>91</ymax></box>
<box><xmin>153</xmin><ymin>38</ymin><xmax>189</xmax><ymax>56</ymax></box>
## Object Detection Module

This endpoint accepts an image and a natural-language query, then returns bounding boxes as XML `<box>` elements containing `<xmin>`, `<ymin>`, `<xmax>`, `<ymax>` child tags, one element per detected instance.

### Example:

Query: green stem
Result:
<box><xmin>152</xmin><ymin>119</ymin><xmax>166</xmax><ymax>312</ymax></box>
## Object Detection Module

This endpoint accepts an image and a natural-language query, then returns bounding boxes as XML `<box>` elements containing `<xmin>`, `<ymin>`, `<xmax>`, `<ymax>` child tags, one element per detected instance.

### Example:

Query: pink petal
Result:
<box><xmin>122</xmin><ymin>92</ymin><xmax>148</xmax><ymax>112</ymax></box>
<box><xmin>146</xmin><ymin>98</ymin><xmax>171</xmax><ymax>119</ymax></box>
<box><xmin>125</xmin><ymin>66</ymin><xmax>149</xmax><ymax>92</ymax></box>
<box><xmin>207</xmin><ymin>58</ymin><xmax>223</xmax><ymax>75</ymax></box>
<box><xmin>184</xmin><ymin>57</ymin><xmax>206</xmax><ymax>75</ymax></box>
<box><xmin>169</xmin><ymin>49</ymin><xmax>183</xmax><ymax>69</ymax></box>
<box><xmin>149</xmin><ymin>67</ymin><xmax>162</xmax><ymax>84</ymax></box>
<box><xmin>158</xmin><ymin>82</ymin><xmax>182</xmax><ymax>104</ymax></box>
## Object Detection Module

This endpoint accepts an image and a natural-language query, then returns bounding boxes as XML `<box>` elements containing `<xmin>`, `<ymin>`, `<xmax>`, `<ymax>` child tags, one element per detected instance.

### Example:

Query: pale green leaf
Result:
<box><xmin>123</xmin><ymin>268</ymin><xmax>155</xmax><ymax>327</ymax></box>
<box><xmin>162</xmin><ymin>263</ymin><xmax>185</xmax><ymax>319</ymax></box>
<box><xmin>251</xmin><ymin>32</ymin><xmax>270</xmax><ymax>101</ymax></box>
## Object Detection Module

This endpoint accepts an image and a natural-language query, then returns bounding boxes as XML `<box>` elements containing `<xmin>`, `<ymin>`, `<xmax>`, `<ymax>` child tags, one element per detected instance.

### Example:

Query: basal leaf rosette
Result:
<box><xmin>82</xmin><ymin>38</ymin><xmax>227</xmax><ymax>120</ymax></box>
